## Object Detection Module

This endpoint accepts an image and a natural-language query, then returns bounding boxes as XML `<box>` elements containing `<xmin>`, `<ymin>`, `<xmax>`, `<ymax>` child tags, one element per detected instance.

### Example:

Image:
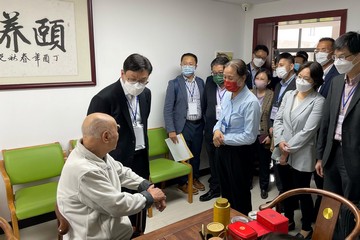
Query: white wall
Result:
<box><xmin>0</xmin><ymin>0</ymin><xmax>244</xmax><ymax>220</ymax></box>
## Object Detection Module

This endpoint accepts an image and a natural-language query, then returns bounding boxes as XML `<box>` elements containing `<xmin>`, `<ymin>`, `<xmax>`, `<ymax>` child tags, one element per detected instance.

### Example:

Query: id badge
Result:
<box><xmin>335</xmin><ymin>114</ymin><xmax>344</xmax><ymax>136</ymax></box>
<box><xmin>215</xmin><ymin>105</ymin><xmax>222</xmax><ymax>120</ymax></box>
<box><xmin>133</xmin><ymin>123</ymin><xmax>145</xmax><ymax>149</ymax></box>
<box><xmin>188</xmin><ymin>101</ymin><xmax>198</xmax><ymax>115</ymax></box>
<box><xmin>270</xmin><ymin>106</ymin><xmax>279</xmax><ymax>120</ymax></box>
<box><xmin>220</xmin><ymin>119</ymin><xmax>227</xmax><ymax>133</ymax></box>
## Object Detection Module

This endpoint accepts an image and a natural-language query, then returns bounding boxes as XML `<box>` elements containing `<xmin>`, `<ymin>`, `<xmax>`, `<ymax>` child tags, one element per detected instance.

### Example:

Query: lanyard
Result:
<box><xmin>127</xmin><ymin>96</ymin><xmax>138</xmax><ymax>123</ymax></box>
<box><xmin>185</xmin><ymin>80</ymin><xmax>196</xmax><ymax>99</ymax></box>
<box><xmin>217</xmin><ymin>88</ymin><xmax>226</xmax><ymax>103</ymax></box>
<box><xmin>342</xmin><ymin>83</ymin><xmax>358</xmax><ymax>110</ymax></box>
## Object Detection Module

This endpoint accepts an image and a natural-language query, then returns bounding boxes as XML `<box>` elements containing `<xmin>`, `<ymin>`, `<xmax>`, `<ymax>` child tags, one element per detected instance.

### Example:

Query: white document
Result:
<box><xmin>165</xmin><ymin>134</ymin><xmax>193</xmax><ymax>162</ymax></box>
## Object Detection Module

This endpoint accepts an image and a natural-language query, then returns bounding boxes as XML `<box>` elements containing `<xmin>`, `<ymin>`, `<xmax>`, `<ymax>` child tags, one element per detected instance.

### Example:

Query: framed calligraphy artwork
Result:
<box><xmin>0</xmin><ymin>0</ymin><xmax>96</xmax><ymax>90</ymax></box>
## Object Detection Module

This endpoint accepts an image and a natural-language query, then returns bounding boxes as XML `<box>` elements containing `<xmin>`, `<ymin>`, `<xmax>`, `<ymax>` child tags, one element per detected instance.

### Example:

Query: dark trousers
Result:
<box><xmin>255</xmin><ymin>139</ymin><xmax>272</xmax><ymax>191</ymax></box>
<box><xmin>179</xmin><ymin>120</ymin><xmax>204</xmax><ymax>184</ymax></box>
<box><xmin>217</xmin><ymin>145</ymin><xmax>253</xmax><ymax>215</ymax></box>
<box><xmin>121</xmin><ymin>149</ymin><xmax>149</xmax><ymax>236</ymax></box>
<box><xmin>272</xmin><ymin>161</ymin><xmax>283</xmax><ymax>193</ymax></box>
<box><xmin>278</xmin><ymin>164</ymin><xmax>313</xmax><ymax>231</ymax></box>
<box><xmin>324</xmin><ymin>141</ymin><xmax>360</xmax><ymax>240</ymax></box>
<box><xmin>204</xmin><ymin>136</ymin><xmax>220</xmax><ymax>192</ymax></box>
<box><xmin>313</xmin><ymin>167</ymin><xmax>324</xmax><ymax>221</ymax></box>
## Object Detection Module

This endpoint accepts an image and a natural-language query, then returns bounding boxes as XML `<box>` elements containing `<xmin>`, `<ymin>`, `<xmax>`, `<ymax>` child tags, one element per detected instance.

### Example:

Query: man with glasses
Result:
<box><xmin>246</xmin><ymin>44</ymin><xmax>269</xmax><ymax>89</ymax></box>
<box><xmin>87</xmin><ymin>53</ymin><xmax>152</xmax><ymax>237</ymax></box>
<box><xmin>164</xmin><ymin>53</ymin><xmax>205</xmax><ymax>195</ymax></box>
<box><xmin>200</xmin><ymin>56</ymin><xmax>229</xmax><ymax>202</ymax></box>
<box><xmin>315</xmin><ymin>37</ymin><xmax>340</xmax><ymax>98</ymax></box>
<box><xmin>316</xmin><ymin>31</ymin><xmax>360</xmax><ymax>239</ymax></box>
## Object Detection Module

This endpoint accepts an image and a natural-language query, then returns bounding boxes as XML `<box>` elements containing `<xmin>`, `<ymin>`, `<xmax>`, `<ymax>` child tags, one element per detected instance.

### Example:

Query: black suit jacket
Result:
<box><xmin>87</xmin><ymin>80</ymin><xmax>151</xmax><ymax>177</ymax></box>
<box><xmin>245</xmin><ymin>63</ymin><xmax>253</xmax><ymax>89</ymax></box>
<box><xmin>319</xmin><ymin>65</ymin><xmax>339</xmax><ymax>98</ymax></box>
<box><xmin>317</xmin><ymin>74</ymin><xmax>360</xmax><ymax>180</ymax></box>
<box><xmin>203</xmin><ymin>76</ymin><xmax>219</xmax><ymax>143</ymax></box>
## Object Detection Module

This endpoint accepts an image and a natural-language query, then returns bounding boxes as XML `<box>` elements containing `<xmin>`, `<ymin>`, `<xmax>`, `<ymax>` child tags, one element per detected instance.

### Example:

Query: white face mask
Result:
<box><xmin>315</xmin><ymin>52</ymin><xmax>331</xmax><ymax>66</ymax></box>
<box><xmin>254</xmin><ymin>79</ymin><xmax>268</xmax><ymax>90</ymax></box>
<box><xmin>124</xmin><ymin>80</ymin><xmax>146</xmax><ymax>96</ymax></box>
<box><xmin>276</xmin><ymin>66</ymin><xmax>288</xmax><ymax>79</ymax></box>
<box><xmin>334</xmin><ymin>58</ymin><xmax>357</xmax><ymax>75</ymax></box>
<box><xmin>253</xmin><ymin>57</ymin><xmax>265</xmax><ymax>68</ymax></box>
<box><xmin>296</xmin><ymin>77</ymin><xmax>313</xmax><ymax>92</ymax></box>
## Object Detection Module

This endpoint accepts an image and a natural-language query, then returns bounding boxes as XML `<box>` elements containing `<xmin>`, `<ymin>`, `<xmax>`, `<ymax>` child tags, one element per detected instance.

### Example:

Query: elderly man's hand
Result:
<box><xmin>147</xmin><ymin>185</ymin><xmax>167</xmax><ymax>211</ymax></box>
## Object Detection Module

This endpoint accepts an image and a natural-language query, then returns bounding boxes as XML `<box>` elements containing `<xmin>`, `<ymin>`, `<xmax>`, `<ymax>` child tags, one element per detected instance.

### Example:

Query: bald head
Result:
<box><xmin>81</xmin><ymin>113</ymin><xmax>119</xmax><ymax>158</ymax></box>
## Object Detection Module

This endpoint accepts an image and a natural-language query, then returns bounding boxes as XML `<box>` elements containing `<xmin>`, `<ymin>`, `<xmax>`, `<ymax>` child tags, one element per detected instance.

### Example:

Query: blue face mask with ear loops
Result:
<box><xmin>182</xmin><ymin>65</ymin><xmax>195</xmax><ymax>77</ymax></box>
<box><xmin>294</xmin><ymin>63</ymin><xmax>300</xmax><ymax>71</ymax></box>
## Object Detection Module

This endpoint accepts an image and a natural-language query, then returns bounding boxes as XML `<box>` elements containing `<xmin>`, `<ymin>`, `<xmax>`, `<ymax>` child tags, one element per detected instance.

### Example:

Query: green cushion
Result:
<box><xmin>3</xmin><ymin>143</ymin><xmax>64</xmax><ymax>184</ymax></box>
<box><xmin>15</xmin><ymin>181</ymin><xmax>58</xmax><ymax>220</ymax></box>
<box><xmin>150</xmin><ymin>158</ymin><xmax>191</xmax><ymax>183</ymax></box>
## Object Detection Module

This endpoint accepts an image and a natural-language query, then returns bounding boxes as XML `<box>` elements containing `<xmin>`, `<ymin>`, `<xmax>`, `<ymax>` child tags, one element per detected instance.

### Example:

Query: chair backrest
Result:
<box><xmin>148</xmin><ymin>128</ymin><xmax>169</xmax><ymax>157</ymax></box>
<box><xmin>2</xmin><ymin>142</ymin><xmax>64</xmax><ymax>185</ymax></box>
<box><xmin>0</xmin><ymin>217</ymin><xmax>17</xmax><ymax>240</ymax></box>
<box><xmin>259</xmin><ymin>188</ymin><xmax>360</xmax><ymax>240</ymax></box>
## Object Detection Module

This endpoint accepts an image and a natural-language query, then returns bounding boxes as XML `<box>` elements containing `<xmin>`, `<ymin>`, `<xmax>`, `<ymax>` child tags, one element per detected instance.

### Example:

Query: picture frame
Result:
<box><xmin>0</xmin><ymin>0</ymin><xmax>96</xmax><ymax>90</ymax></box>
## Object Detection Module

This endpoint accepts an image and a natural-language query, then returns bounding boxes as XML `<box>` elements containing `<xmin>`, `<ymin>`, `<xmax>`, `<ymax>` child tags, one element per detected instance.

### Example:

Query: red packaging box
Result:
<box><xmin>227</xmin><ymin>221</ymin><xmax>257</xmax><ymax>240</ymax></box>
<box><xmin>246</xmin><ymin>220</ymin><xmax>271</xmax><ymax>237</ymax></box>
<box><xmin>256</xmin><ymin>209</ymin><xmax>289</xmax><ymax>234</ymax></box>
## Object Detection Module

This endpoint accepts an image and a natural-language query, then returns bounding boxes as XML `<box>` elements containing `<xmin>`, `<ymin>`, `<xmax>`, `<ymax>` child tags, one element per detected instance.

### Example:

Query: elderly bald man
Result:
<box><xmin>57</xmin><ymin>113</ymin><xmax>166</xmax><ymax>240</ymax></box>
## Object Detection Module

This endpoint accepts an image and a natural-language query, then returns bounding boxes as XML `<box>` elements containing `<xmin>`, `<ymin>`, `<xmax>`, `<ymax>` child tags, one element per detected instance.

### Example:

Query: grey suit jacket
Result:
<box><xmin>272</xmin><ymin>90</ymin><xmax>325</xmax><ymax>172</ymax></box>
<box><xmin>317</xmin><ymin>74</ymin><xmax>360</xmax><ymax>180</ymax></box>
<box><xmin>163</xmin><ymin>75</ymin><xmax>205</xmax><ymax>134</ymax></box>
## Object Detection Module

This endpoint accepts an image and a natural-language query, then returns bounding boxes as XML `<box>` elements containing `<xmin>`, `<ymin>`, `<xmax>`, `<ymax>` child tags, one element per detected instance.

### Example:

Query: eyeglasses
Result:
<box><xmin>314</xmin><ymin>49</ymin><xmax>331</xmax><ymax>54</ymax></box>
<box><xmin>331</xmin><ymin>53</ymin><xmax>354</xmax><ymax>61</ymax></box>
<box><xmin>125</xmin><ymin>77</ymin><xmax>149</xmax><ymax>85</ymax></box>
<box><xmin>211</xmin><ymin>72</ymin><xmax>224</xmax><ymax>76</ymax></box>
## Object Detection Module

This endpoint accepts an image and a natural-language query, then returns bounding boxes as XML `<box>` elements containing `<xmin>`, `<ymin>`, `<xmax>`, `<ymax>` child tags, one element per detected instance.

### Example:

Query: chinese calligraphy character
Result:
<box><xmin>43</xmin><ymin>54</ymin><xmax>50</xmax><ymax>63</ymax></box>
<box><xmin>0</xmin><ymin>11</ymin><xmax>31</xmax><ymax>53</ymax></box>
<box><xmin>33</xmin><ymin>18</ymin><xmax>66</xmax><ymax>52</ymax></box>
<box><xmin>20</xmin><ymin>53</ymin><xmax>30</xmax><ymax>63</ymax></box>
<box><xmin>8</xmin><ymin>54</ymin><xmax>18</xmax><ymax>61</ymax></box>
<box><xmin>33</xmin><ymin>52</ymin><xmax>41</xmax><ymax>67</ymax></box>
<box><xmin>0</xmin><ymin>53</ymin><xmax>6</xmax><ymax>62</ymax></box>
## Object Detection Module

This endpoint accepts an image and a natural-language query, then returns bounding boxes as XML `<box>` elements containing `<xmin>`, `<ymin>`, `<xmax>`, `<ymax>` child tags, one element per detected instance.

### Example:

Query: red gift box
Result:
<box><xmin>247</xmin><ymin>220</ymin><xmax>271</xmax><ymax>237</ymax></box>
<box><xmin>227</xmin><ymin>221</ymin><xmax>257</xmax><ymax>240</ymax></box>
<box><xmin>256</xmin><ymin>209</ymin><xmax>289</xmax><ymax>234</ymax></box>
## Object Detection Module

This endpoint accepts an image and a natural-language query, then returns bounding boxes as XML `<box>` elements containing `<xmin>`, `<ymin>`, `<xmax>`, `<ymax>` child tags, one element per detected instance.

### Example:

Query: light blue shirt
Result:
<box><xmin>277</xmin><ymin>74</ymin><xmax>296</xmax><ymax>102</ymax></box>
<box><xmin>213</xmin><ymin>86</ymin><xmax>261</xmax><ymax>146</ymax></box>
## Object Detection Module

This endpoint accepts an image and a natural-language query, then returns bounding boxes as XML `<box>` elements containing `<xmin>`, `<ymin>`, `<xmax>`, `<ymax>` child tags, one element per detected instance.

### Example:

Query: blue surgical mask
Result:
<box><xmin>294</xmin><ymin>63</ymin><xmax>300</xmax><ymax>71</ymax></box>
<box><xmin>182</xmin><ymin>65</ymin><xmax>195</xmax><ymax>77</ymax></box>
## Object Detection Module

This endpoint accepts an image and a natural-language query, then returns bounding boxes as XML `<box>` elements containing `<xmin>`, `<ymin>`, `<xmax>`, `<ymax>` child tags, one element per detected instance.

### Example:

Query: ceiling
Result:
<box><xmin>212</xmin><ymin>0</ymin><xmax>279</xmax><ymax>6</ymax></box>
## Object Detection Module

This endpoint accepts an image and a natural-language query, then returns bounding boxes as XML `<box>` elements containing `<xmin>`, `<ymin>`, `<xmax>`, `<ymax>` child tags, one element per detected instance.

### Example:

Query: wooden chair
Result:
<box><xmin>0</xmin><ymin>217</ymin><xmax>17</xmax><ymax>240</ymax></box>
<box><xmin>55</xmin><ymin>203</ymin><xmax>70</xmax><ymax>240</ymax></box>
<box><xmin>0</xmin><ymin>142</ymin><xmax>66</xmax><ymax>239</ymax></box>
<box><xmin>259</xmin><ymin>188</ymin><xmax>360</xmax><ymax>240</ymax></box>
<box><xmin>147</xmin><ymin>127</ymin><xmax>193</xmax><ymax>217</ymax></box>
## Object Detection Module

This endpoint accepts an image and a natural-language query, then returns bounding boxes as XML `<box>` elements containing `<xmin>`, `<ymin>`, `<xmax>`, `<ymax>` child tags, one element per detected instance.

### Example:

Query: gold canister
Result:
<box><xmin>213</xmin><ymin>197</ymin><xmax>231</xmax><ymax>227</ymax></box>
<box><xmin>207</xmin><ymin>222</ymin><xmax>225</xmax><ymax>237</ymax></box>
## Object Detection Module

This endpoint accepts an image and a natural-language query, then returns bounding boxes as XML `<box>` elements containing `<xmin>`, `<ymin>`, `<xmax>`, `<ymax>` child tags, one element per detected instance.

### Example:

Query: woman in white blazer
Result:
<box><xmin>272</xmin><ymin>62</ymin><xmax>325</xmax><ymax>239</ymax></box>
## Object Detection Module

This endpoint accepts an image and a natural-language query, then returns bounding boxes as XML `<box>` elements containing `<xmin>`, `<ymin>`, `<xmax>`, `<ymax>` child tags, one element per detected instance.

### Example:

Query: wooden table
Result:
<box><xmin>134</xmin><ymin>208</ymin><xmax>245</xmax><ymax>240</ymax></box>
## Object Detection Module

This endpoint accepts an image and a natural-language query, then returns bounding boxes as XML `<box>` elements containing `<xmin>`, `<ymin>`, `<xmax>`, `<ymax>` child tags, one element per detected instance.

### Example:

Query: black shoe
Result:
<box><xmin>288</xmin><ymin>221</ymin><xmax>295</xmax><ymax>231</ymax></box>
<box><xmin>295</xmin><ymin>228</ymin><xmax>313</xmax><ymax>239</ymax></box>
<box><xmin>261</xmin><ymin>189</ymin><xmax>268</xmax><ymax>199</ymax></box>
<box><xmin>199</xmin><ymin>189</ymin><xmax>220</xmax><ymax>202</ymax></box>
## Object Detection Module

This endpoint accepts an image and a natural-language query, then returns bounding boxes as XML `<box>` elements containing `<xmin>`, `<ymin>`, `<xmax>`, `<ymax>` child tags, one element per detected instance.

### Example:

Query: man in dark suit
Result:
<box><xmin>313</xmin><ymin>37</ymin><xmax>340</xmax><ymax>221</ymax></box>
<box><xmin>246</xmin><ymin>45</ymin><xmax>269</xmax><ymax>89</ymax></box>
<box><xmin>87</xmin><ymin>53</ymin><xmax>152</xmax><ymax>237</ymax></box>
<box><xmin>315</xmin><ymin>37</ymin><xmax>340</xmax><ymax>98</ymax></box>
<box><xmin>269</xmin><ymin>52</ymin><xmax>296</xmax><ymax>194</ymax></box>
<box><xmin>316</xmin><ymin>31</ymin><xmax>360</xmax><ymax>239</ymax></box>
<box><xmin>163</xmin><ymin>53</ymin><xmax>205</xmax><ymax>195</ymax></box>
<box><xmin>200</xmin><ymin>56</ymin><xmax>229</xmax><ymax>202</ymax></box>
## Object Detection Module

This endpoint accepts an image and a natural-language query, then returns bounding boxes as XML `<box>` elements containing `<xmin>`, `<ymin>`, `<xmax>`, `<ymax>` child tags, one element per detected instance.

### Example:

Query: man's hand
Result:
<box><xmin>147</xmin><ymin>185</ymin><xmax>166</xmax><ymax>212</ymax></box>
<box><xmin>213</xmin><ymin>130</ymin><xmax>224</xmax><ymax>147</ymax></box>
<box><xmin>262</xmin><ymin>136</ymin><xmax>271</xmax><ymax>145</ymax></box>
<box><xmin>279</xmin><ymin>152</ymin><xmax>289</xmax><ymax>165</ymax></box>
<box><xmin>169</xmin><ymin>131</ymin><xmax>178</xmax><ymax>144</ymax></box>
<box><xmin>315</xmin><ymin>160</ymin><xmax>324</xmax><ymax>178</ymax></box>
